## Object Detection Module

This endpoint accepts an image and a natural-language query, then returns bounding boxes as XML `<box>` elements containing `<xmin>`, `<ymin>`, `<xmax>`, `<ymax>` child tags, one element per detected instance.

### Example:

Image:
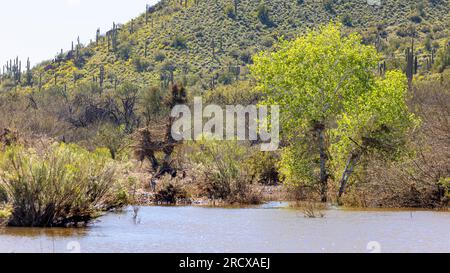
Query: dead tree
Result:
<box><xmin>133</xmin><ymin>83</ymin><xmax>187</xmax><ymax>190</ymax></box>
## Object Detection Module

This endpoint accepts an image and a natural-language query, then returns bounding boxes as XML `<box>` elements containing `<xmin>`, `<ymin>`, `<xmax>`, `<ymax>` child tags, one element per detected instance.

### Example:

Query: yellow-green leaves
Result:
<box><xmin>252</xmin><ymin>22</ymin><xmax>380</xmax><ymax>136</ymax></box>
<box><xmin>251</xmin><ymin>23</ymin><xmax>417</xmax><ymax>190</ymax></box>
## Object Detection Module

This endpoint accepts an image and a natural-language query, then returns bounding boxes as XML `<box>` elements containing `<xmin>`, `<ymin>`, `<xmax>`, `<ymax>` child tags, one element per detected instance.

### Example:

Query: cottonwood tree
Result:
<box><xmin>331</xmin><ymin>71</ymin><xmax>419</xmax><ymax>200</ymax></box>
<box><xmin>251</xmin><ymin>23</ymin><xmax>379</xmax><ymax>202</ymax></box>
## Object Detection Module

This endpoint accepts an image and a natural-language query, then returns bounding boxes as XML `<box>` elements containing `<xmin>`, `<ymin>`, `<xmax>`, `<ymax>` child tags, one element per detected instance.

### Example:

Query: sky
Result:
<box><xmin>0</xmin><ymin>0</ymin><xmax>159</xmax><ymax>68</ymax></box>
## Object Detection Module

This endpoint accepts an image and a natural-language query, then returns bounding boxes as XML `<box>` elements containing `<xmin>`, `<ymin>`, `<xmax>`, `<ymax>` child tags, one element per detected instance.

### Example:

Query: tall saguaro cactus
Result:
<box><xmin>99</xmin><ymin>65</ymin><xmax>105</xmax><ymax>91</ymax></box>
<box><xmin>405</xmin><ymin>38</ymin><xmax>417</xmax><ymax>89</ymax></box>
<box><xmin>96</xmin><ymin>28</ymin><xmax>101</xmax><ymax>46</ymax></box>
<box><xmin>26</xmin><ymin>58</ymin><xmax>32</xmax><ymax>86</ymax></box>
<box><xmin>111</xmin><ymin>22</ymin><xmax>119</xmax><ymax>52</ymax></box>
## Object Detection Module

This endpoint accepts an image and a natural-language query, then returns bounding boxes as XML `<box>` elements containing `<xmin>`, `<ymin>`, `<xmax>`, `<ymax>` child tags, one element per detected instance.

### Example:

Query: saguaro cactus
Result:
<box><xmin>234</xmin><ymin>0</ymin><xmax>240</xmax><ymax>16</ymax></box>
<box><xmin>405</xmin><ymin>38</ymin><xmax>416</xmax><ymax>88</ymax></box>
<box><xmin>99</xmin><ymin>65</ymin><xmax>105</xmax><ymax>91</ymax></box>
<box><xmin>96</xmin><ymin>28</ymin><xmax>101</xmax><ymax>45</ymax></box>
<box><xmin>26</xmin><ymin>58</ymin><xmax>32</xmax><ymax>86</ymax></box>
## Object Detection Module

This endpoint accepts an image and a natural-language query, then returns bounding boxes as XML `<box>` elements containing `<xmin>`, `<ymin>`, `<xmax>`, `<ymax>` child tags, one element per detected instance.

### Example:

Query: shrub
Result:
<box><xmin>261</xmin><ymin>36</ymin><xmax>274</xmax><ymax>48</ymax></box>
<box><xmin>133</xmin><ymin>56</ymin><xmax>152</xmax><ymax>72</ymax></box>
<box><xmin>0</xmin><ymin>143</ymin><xmax>126</xmax><ymax>227</ymax></box>
<box><xmin>118</xmin><ymin>43</ymin><xmax>132</xmax><ymax>60</ymax></box>
<box><xmin>154</xmin><ymin>175</ymin><xmax>189</xmax><ymax>204</ymax></box>
<box><xmin>440</xmin><ymin>178</ymin><xmax>450</xmax><ymax>199</ymax></box>
<box><xmin>154</xmin><ymin>50</ymin><xmax>166</xmax><ymax>62</ymax></box>
<box><xmin>341</xmin><ymin>15</ymin><xmax>353</xmax><ymax>27</ymax></box>
<box><xmin>240</xmin><ymin>49</ymin><xmax>253</xmax><ymax>64</ymax></box>
<box><xmin>218</xmin><ymin>72</ymin><xmax>234</xmax><ymax>85</ymax></box>
<box><xmin>409</xmin><ymin>13</ymin><xmax>422</xmax><ymax>24</ymax></box>
<box><xmin>0</xmin><ymin>205</ymin><xmax>11</xmax><ymax>225</ymax></box>
<box><xmin>257</xmin><ymin>3</ymin><xmax>273</xmax><ymax>27</ymax></box>
<box><xmin>186</xmin><ymin>138</ymin><xmax>262</xmax><ymax>205</ymax></box>
<box><xmin>434</xmin><ymin>44</ymin><xmax>450</xmax><ymax>72</ymax></box>
<box><xmin>171</xmin><ymin>34</ymin><xmax>187</xmax><ymax>49</ymax></box>
<box><xmin>245</xmin><ymin>151</ymin><xmax>279</xmax><ymax>185</ymax></box>
<box><xmin>225</xmin><ymin>4</ymin><xmax>236</xmax><ymax>19</ymax></box>
<box><xmin>296</xmin><ymin>201</ymin><xmax>326</xmax><ymax>218</ymax></box>
<box><xmin>323</xmin><ymin>0</ymin><xmax>335</xmax><ymax>14</ymax></box>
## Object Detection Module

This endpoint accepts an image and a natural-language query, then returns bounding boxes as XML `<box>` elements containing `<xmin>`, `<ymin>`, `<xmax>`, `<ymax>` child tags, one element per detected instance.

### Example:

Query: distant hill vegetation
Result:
<box><xmin>1</xmin><ymin>0</ymin><xmax>449</xmax><ymax>92</ymax></box>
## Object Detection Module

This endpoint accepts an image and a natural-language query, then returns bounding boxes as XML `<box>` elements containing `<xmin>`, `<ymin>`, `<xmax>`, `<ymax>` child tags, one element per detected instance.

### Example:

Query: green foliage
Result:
<box><xmin>245</xmin><ymin>151</ymin><xmax>279</xmax><ymax>185</ymax></box>
<box><xmin>118</xmin><ymin>42</ymin><xmax>133</xmax><ymax>60</ymax></box>
<box><xmin>257</xmin><ymin>3</ymin><xmax>273</xmax><ymax>27</ymax></box>
<box><xmin>330</xmin><ymin>71</ymin><xmax>419</xmax><ymax>174</ymax></box>
<box><xmin>4</xmin><ymin>0</ymin><xmax>447</xmax><ymax>92</ymax></box>
<box><xmin>139</xmin><ymin>86</ymin><xmax>168</xmax><ymax>125</ymax></box>
<box><xmin>225</xmin><ymin>4</ymin><xmax>236</xmax><ymax>19</ymax></box>
<box><xmin>0</xmin><ymin>206</ymin><xmax>11</xmax><ymax>219</ymax></box>
<box><xmin>434</xmin><ymin>43</ymin><xmax>450</xmax><ymax>72</ymax></box>
<box><xmin>171</xmin><ymin>34</ymin><xmax>188</xmax><ymax>49</ymax></box>
<box><xmin>341</xmin><ymin>15</ymin><xmax>353</xmax><ymax>27</ymax></box>
<box><xmin>186</xmin><ymin>138</ymin><xmax>261</xmax><ymax>204</ymax></box>
<box><xmin>133</xmin><ymin>56</ymin><xmax>152</xmax><ymax>72</ymax></box>
<box><xmin>0</xmin><ymin>143</ymin><xmax>125</xmax><ymax>227</ymax></box>
<box><xmin>204</xmin><ymin>81</ymin><xmax>260</xmax><ymax>105</ymax></box>
<box><xmin>252</xmin><ymin>23</ymin><xmax>379</xmax><ymax>137</ymax></box>
<box><xmin>440</xmin><ymin>177</ymin><xmax>450</xmax><ymax>198</ymax></box>
<box><xmin>252</xmin><ymin>23</ymin><xmax>416</xmax><ymax>198</ymax></box>
<box><xmin>95</xmin><ymin>124</ymin><xmax>127</xmax><ymax>159</ymax></box>
<box><xmin>323</xmin><ymin>0</ymin><xmax>336</xmax><ymax>14</ymax></box>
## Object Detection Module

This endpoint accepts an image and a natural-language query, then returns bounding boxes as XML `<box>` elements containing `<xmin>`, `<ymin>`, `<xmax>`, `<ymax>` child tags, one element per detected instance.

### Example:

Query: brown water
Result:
<box><xmin>0</xmin><ymin>203</ymin><xmax>449</xmax><ymax>253</ymax></box>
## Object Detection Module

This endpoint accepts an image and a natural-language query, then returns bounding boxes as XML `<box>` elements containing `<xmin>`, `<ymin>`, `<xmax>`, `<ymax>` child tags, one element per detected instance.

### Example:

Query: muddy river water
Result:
<box><xmin>0</xmin><ymin>203</ymin><xmax>449</xmax><ymax>253</ymax></box>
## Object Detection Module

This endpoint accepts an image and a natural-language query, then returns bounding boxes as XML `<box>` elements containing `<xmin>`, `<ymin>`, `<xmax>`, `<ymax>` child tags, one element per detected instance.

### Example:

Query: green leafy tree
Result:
<box><xmin>331</xmin><ymin>71</ymin><xmax>419</xmax><ymax>199</ymax></box>
<box><xmin>251</xmin><ymin>23</ymin><xmax>379</xmax><ymax>202</ymax></box>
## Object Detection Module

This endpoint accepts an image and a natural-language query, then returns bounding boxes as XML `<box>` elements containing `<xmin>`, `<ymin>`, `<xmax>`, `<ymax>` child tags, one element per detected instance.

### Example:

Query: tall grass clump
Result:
<box><xmin>0</xmin><ymin>143</ymin><xmax>126</xmax><ymax>227</ymax></box>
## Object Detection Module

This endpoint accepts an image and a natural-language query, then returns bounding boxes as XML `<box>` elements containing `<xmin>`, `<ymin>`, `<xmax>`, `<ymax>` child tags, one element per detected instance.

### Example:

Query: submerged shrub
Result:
<box><xmin>0</xmin><ymin>143</ymin><xmax>125</xmax><ymax>227</ymax></box>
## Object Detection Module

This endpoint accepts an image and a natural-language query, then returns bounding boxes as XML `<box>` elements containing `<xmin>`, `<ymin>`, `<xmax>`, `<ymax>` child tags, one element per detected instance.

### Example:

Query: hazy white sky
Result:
<box><xmin>0</xmin><ymin>0</ymin><xmax>159</xmax><ymax>68</ymax></box>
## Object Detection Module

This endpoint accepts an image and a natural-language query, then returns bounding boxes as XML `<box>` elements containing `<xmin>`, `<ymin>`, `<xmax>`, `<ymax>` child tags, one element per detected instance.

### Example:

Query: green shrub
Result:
<box><xmin>245</xmin><ymin>151</ymin><xmax>280</xmax><ymax>185</ymax></box>
<box><xmin>225</xmin><ymin>4</ymin><xmax>236</xmax><ymax>19</ymax></box>
<box><xmin>323</xmin><ymin>0</ymin><xmax>335</xmax><ymax>14</ymax></box>
<box><xmin>218</xmin><ymin>72</ymin><xmax>234</xmax><ymax>85</ymax></box>
<box><xmin>133</xmin><ymin>56</ymin><xmax>152</xmax><ymax>72</ymax></box>
<box><xmin>171</xmin><ymin>34</ymin><xmax>187</xmax><ymax>49</ymax></box>
<box><xmin>434</xmin><ymin>44</ymin><xmax>450</xmax><ymax>72</ymax></box>
<box><xmin>186</xmin><ymin>138</ymin><xmax>262</xmax><ymax>204</ymax></box>
<box><xmin>118</xmin><ymin>43</ymin><xmax>132</xmax><ymax>60</ymax></box>
<box><xmin>440</xmin><ymin>178</ymin><xmax>450</xmax><ymax>198</ymax></box>
<box><xmin>341</xmin><ymin>15</ymin><xmax>353</xmax><ymax>27</ymax></box>
<box><xmin>154</xmin><ymin>50</ymin><xmax>166</xmax><ymax>62</ymax></box>
<box><xmin>257</xmin><ymin>3</ymin><xmax>273</xmax><ymax>27</ymax></box>
<box><xmin>0</xmin><ymin>143</ymin><xmax>125</xmax><ymax>227</ymax></box>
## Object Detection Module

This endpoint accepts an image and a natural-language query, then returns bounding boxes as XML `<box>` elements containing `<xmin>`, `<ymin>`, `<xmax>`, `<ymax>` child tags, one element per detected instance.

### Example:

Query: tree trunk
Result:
<box><xmin>338</xmin><ymin>151</ymin><xmax>361</xmax><ymax>198</ymax></box>
<box><xmin>317</xmin><ymin>125</ymin><xmax>328</xmax><ymax>203</ymax></box>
